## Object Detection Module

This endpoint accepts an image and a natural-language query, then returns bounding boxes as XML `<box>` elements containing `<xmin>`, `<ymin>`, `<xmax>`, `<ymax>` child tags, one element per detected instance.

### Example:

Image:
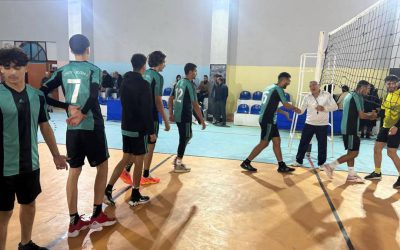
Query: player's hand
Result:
<box><xmin>164</xmin><ymin>121</ymin><xmax>171</xmax><ymax>131</ymax></box>
<box><xmin>284</xmin><ymin>111</ymin><xmax>292</xmax><ymax>121</ymax></box>
<box><xmin>53</xmin><ymin>155</ymin><xmax>68</xmax><ymax>170</ymax></box>
<box><xmin>294</xmin><ymin>107</ymin><xmax>302</xmax><ymax>114</ymax></box>
<box><xmin>149</xmin><ymin>134</ymin><xmax>157</xmax><ymax>143</ymax></box>
<box><xmin>66</xmin><ymin>110</ymin><xmax>86</xmax><ymax>126</ymax></box>
<box><xmin>370</xmin><ymin>110</ymin><xmax>378</xmax><ymax>120</ymax></box>
<box><xmin>68</xmin><ymin>105</ymin><xmax>80</xmax><ymax>117</ymax></box>
<box><xmin>389</xmin><ymin>126</ymin><xmax>398</xmax><ymax>136</ymax></box>
<box><xmin>201</xmin><ymin>121</ymin><xmax>206</xmax><ymax>130</ymax></box>
<box><xmin>316</xmin><ymin>105</ymin><xmax>325</xmax><ymax>112</ymax></box>
<box><xmin>169</xmin><ymin>114</ymin><xmax>175</xmax><ymax>122</ymax></box>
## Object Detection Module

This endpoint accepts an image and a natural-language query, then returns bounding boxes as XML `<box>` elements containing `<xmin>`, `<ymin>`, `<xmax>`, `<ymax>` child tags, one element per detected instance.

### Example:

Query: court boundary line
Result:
<box><xmin>307</xmin><ymin>157</ymin><xmax>355</xmax><ymax>250</ymax></box>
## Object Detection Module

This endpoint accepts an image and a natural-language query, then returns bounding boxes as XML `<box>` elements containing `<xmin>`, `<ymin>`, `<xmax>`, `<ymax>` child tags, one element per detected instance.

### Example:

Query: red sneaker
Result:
<box><xmin>119</xmin><ymin>169</ymin><xmax>133</xmax><ymax>185</ymax></box>
<box><xmin>90</xmin><ymin>212</ymin><xmax>117</xmax><ymax>229</ymax></box>
<box><xmin>141</xmin><ymin>176</ymin><xmax>160</xmax><ymax>185</ymax></box>
<box><xmin>68</xmin><ymin>215</ymin><xmax>90</xmax><ymax>238</ymax></box>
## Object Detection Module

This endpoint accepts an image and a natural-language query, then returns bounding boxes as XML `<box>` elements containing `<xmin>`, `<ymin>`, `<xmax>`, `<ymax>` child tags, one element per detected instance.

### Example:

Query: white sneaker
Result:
<box><xmin>322</xmin><ymin>164</ymin><xmax>334</xmax><ymax>179</ymax></box>
<box><xmin>174</xmin><ymin>164</ymin><xmax>191</xmax><ymax>173</ymax></box>
<box><xmin>346</xmin><ymin>174</ymin><xmax>364</xmax><ymax>183</ymax></box>
<box><xmin>292</xmin><ymin>161</ymin><xmax>302</xmax><ymax>167</ymax></box>
<box><xmin>319</xmin><ymin>165</ymin><xmax>324</xmax><ymax>171</ymax></box>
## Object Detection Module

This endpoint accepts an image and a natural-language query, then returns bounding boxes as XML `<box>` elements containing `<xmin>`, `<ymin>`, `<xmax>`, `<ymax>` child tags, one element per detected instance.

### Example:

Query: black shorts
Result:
<box><xmin>260</xmin><ymin>123</ymin><xmax>280</xmax><ymax>142</ymax></box>
<box><xmin>66</xmin><ymin>129</ymin><xmax>110</xmax><ymax>168</ymax></box>
<box><xmin>0</xmin><ymin>169</ymin><xmax>41</xmax><ymax>211</ymax></box>
<box><xmin>343</xmin><ymin>135</ymin><xmax>360</xmax><ymax>151</ymax></box>
<box><xmin>376</xmin><ymin>127</ymin><xmax>400</xmax><ymax>148</ymax></box>
<box><xmin>123</xmin><ymin>135</ymin><xmax>148</xmax><ymax>155</ymax></box>
<box><xmin>148</xmin><ymin>122</ymin><xmax>159</xmax><ymax>145</ymax></box>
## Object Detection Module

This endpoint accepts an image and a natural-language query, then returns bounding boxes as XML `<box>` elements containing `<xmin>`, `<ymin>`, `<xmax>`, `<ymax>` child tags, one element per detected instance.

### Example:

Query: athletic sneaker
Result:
<box><xmin>18</xmin><ymin>241</ymin><xmax>48</xmax><ymax>250</ymax></box>
<box><xmin>68</xmin><ymin>215</ymin><xmax>90</xmax><ymax>238</ymax></box>
<box><xmin>90</xmin><ymin>212</ymin><xmax>117</xmax><ymax>229</ymax></box>
<box><xmin>306</xmin><ymin>152</ymin><xmax>311</xmax><ymax>158</ymax></box>
<box><xmin>364</xmin><ymin>171</ymin><xmax>382</xmax><ymax>180</ymax></box>
<box><xmin>393</xmin><ymin>177</ymin><xmax>400</xmax><ymax>189</ymax></box>
<box><xmin>240</xmin><ymin>161</ymin><xmax>257</xmax><ymax>172</ymax></box>
<box><xmin>104</xmin><ymin>190</ymin><xmax>115</xmax><ymax>206</ymax></box>
<box><xmin>322</xmin><ymin>164</ymin><xmax>334</xmax><ymax>179</ymax></box>
<box><xmin>277</xmin><ymin>163</ymin><xmax>295</xmax><ymax>173</ymax></box>
<box><xmin>174</xmin><ymin>164</ymin><xmax>191</xmax><ymax>173</ymax></box>
<box><xmin>292</xmin><ymin>161</ymin><xmax>302</xmax><ymax>167</ymax></box>
<box><xmin>346</xmin><ymin>174</ymin><xmax>364</xmax><ymax>183</ymax></box>
<box><xmin>128</xmin><ymin>194</ymin><xmax>150</xmax><ymax>207</ymax></box>
<box><xmin>119</xmin><ymin>169</ymin><xmax>133</xmax><ymax>185</ymax></box>
<box><xmin>141</xmin><ymin>176</ymin><xmax>160</xmax><ymax>185</ymax></box>
<box><xmin>318</xmin><ymin>165</ymin><xmax>324</xmax><ymax>171</ymax></box>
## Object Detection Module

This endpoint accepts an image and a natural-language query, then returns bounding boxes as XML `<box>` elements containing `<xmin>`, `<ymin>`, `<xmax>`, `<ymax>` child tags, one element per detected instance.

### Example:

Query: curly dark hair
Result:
<box><xmin>148</xmin><ymin>51</ymin><xmax>166</xmax><ymax>67</ymax></box>
<box><xmin>0</xmin><ymin>47</ymin><xmax>29</xmax><ymax>66</ymax></box>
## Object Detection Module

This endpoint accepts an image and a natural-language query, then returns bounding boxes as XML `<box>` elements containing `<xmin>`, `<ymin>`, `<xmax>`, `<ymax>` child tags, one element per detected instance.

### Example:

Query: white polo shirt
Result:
<box><xmin>299</xmin><ymin>90</ymin><xmax>338</xmax><ymax>126</ymax></box>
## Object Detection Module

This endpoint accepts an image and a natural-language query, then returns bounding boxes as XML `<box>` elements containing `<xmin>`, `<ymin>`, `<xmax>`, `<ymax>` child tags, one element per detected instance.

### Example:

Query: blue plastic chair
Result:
<box><xmin>163</xmin><ymin>87</ymin><xmax>172</xmax><ymax>96</ymax></box>
<box><xmin>250</xmin><ymin>104</ymin><xmax>261</xmax><ymax>115</ymax></box>
<box><xmin>237</xmin><ymin>104</ymin><xmax>250</xmax><ymax>114</ymax></box>
<box><xmin>284</xmin><ymin>92</ymin><xmax>291</xmax><ymax>101</ymax></box>
<box><xmin>239</xmin><ymin>91</ymin><xmax>251</xmax><ymax>100</ymax></box>
<box><xmin>252</xmin><ymin>91</ymin><xmax>263</xmax><ymax>100</ymax></box>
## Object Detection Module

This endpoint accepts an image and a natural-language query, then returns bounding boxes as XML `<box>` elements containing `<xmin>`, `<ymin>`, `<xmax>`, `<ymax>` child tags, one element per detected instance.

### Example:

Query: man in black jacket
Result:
<box><xmin>102</xmin><ymin>70</ymin><xmax>113</xmax><ymax>98</ymax></box>
<box><xmin>213</xmin><ymin>76</ymin><xmax>228</xmax><ymax>126</ymax></box>
<box><xmin>104</xmin><ymin>54</ymin><xmax>156</xmax><ymax>207</ymax></box>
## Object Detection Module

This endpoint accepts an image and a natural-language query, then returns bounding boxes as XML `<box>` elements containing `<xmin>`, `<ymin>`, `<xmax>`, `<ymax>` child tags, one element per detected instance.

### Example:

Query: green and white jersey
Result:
<box><xmin>172</xmin><ymin>78</ymin><xmax>197</xmax><ymax>123</ymax></box>
<box><xmin>143</xmin><ymin>69</ymin><xmax>164</xmax><ymax>120</ymax></box>
<box><xmin>0</xmin><ymin>84</ymin><xmax>49</xmax><ymax>177</ymax></box>
<box><xmin>341</xmin><ymin>91</ymin><xmax>364</xmax><ymax>135</ymax></box>
<box><xmin>44</xmin><ymin>61</ymin><xmax>103</xmax><ymax>130</ymax></box>
<box><xmin>259</xmin><ymin>84</ymin><xmax>287</xmax><ymax>125</ymax></box>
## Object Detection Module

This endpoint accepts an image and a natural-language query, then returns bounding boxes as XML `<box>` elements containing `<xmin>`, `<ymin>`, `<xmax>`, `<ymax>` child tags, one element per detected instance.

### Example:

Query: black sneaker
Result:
<box><xmin>393</xmin><ymin>177</ymin><xmax>400</xmax><ymax>189</ymax></box>
<box><xmin>277</xmin><ymin>163</ymin><xmax>295</xmax><ymax>173</ymax></box>
<box><xmin>103</xmin><ymin>190</ymin><xmax>115</xmax><ymax>206</ymax></box>
<box><xmin>364</xmin><ymin>171</ymin><xmax>382</xmax><ymax>180</ymax></box>
<box><xmin>128</xmin><ymin>194</ymin><xmax>150</xmax><ymax>207</ymax></box>
<box><xmin>18</xmin><ymin>241</ymin><xmax>48</xmax><ymax>250</ymax></box>
<box><xmin>240</xmin><ymin>161</ymin><xmax>257</xmax><ymax>172</ymax></box>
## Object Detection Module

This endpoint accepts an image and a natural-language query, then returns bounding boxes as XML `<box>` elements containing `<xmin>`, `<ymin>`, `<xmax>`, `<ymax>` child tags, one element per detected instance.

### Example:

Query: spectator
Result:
<box><xmin>197</xmin><ymin>75</ymin><xmax>209</xmax><ymax>109</ymax></box>
<box><xmin>208</xmin><ymin>74</ymin><xmax>218</xmax><ymax>121</ymax></box>
<box><xmin>213</xmin><ymin>76</ymin><xmax>228</xmax><ymax>126</ymax></box>
<box><xmin>102</xmin><ymin>70</ymin><xmax>114</xmax><ymax>98</ymax></box>
<box><xmin>337</xmin><ymin>85</ymin><xmax>349</xmax><ymax>110</ymax></box>
<box><xmin>360</xmin><ymin>84</ymin><xmax>380</xmax><ymax>138</ymax></box>
<box><xmin>112</xmin><ymin>71</ymin><xmax>123</xmax><ymax>97</ymax></box>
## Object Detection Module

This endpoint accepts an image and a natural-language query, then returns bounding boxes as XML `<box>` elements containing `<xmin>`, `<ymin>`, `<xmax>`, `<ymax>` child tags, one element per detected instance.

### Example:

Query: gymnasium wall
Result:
<box><xmin>0</xmin><ymin>0</ymin><xmax>69</xmax><ymax>62</ymax></box>
<box><xmin>92</xmin><ymin>0</ymin><xmax>213</xmax><ymax>86</ymax></box>
<box><xmin>225</xmin><ymin>0</ymin><xmax>379</xmax><ymax>113</ymax></box>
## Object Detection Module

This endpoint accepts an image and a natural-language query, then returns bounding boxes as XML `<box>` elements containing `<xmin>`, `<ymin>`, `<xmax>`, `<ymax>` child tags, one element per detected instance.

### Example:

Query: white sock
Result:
<box><xmin>176</xmin><ymin>159</ymin><xmax>182</xmax><ymax>166</ymax></box>
<box><xmin>330</xmin><ymin>160</ymin><xmax>339</xmax><ymax>169</ymax></box>
<box><xmin>348</xmin><ymin>167</ymin><xmax>355</xmax><ymax>175</ymax></box>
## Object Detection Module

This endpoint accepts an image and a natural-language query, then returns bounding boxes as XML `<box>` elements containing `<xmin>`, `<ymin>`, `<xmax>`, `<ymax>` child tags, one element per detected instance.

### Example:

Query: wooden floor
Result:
<box><xmin>5</xmin><ymin>144</ymin><xmax>400</xmax><ymax>250</ymax></box>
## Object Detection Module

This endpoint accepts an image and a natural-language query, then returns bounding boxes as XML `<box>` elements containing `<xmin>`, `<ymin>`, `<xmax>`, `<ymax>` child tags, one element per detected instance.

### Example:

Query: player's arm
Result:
<box><xmin>277</xmin><ymin>89</ymin><xmax>301</xmax><ymax>114</ymax></box>
<box><xmin>277</xmin><ymin>108</ymin><xmax>291</xmax><ymax>121</ymax></box>
<box><xmin>154</xmin><ymin>77</ymin><xmax>170</xmax><ymax>131</ymax></box>
<box><xmin>189</xmin><ymin>84</ymin><xmax>206</xmax><ymax>129</ymax></box>
<box><xmin>40</xmin><ymin>70</ymin><xmax>69</xmax><ymax>110</ymax></box>
<box><xmin>168</xmin><ymin>85</ymin><xmax>176</xmax><ymax>122</ymax></box>
<box><xmin>140</xmin><ymin>83</ymin><xmax>156</xmax><ymax>140</ymax></box>
<box><xmin>37</xmin><ymin>96</ymin><xmax>68</xmax><ymax>170</ymax></box>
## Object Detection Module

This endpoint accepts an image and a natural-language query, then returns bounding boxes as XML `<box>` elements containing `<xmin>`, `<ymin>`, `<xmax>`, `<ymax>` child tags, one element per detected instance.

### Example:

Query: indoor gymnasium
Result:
<box><xmin>1</xmin><ymin>0</ymin><xmax>400</xmax><ymax>249</ymax></box>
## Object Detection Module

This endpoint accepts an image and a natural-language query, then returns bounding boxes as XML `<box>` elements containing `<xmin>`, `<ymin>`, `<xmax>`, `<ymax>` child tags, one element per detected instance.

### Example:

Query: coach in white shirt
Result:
<box><xmin>293</xmin><ymin>81</ymin><xmax>338</xmax><ymax>168</ymax></box>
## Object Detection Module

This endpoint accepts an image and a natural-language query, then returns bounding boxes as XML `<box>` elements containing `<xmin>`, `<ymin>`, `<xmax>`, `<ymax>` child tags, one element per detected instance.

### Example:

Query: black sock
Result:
<box><xmin>92</xmin><ymin>204</ymin><xmax>102</xmax><ymax>218</ymax></box>
<box><xmin>126</xmin><ymin>164</ymin><xmax>133</xmax><ymax>172</ymax></box>
<box><xmin>106</xmin><ymin>184</ymin><xmax>113</xmax><ymax>192</ymax></box>
<box><xmin>278</xmin><ymin>161</ymin><xmax>285</xmax><ymax>167</ymax></box>
<box><xmin>70</xmin><ymin>213</ymin><xmax>79</xmax><ymax>225</ymax></box>
<box><xmin>244</xmin><ymin>158</ymin><xmax>251</xmax><ymax>164</ymax></box>
<box><xmin>131</xmin><ymin>187</ymin><xmax>140</xmax><ymax>198</ymax></box>
<box><xmin>143</xmin><ymin>170</ymin><xmax>150</xmax><ymax>178</ymax></box>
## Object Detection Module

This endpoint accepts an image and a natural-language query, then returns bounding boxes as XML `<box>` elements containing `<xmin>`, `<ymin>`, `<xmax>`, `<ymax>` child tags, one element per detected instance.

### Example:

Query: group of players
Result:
<box><xmin>1</xmin><ymin>33</ymin><xmax>400</xmax><ymax>250</ymax></box>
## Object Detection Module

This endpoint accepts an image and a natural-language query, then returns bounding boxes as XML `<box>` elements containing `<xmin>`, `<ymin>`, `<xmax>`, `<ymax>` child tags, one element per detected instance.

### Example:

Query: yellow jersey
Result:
<box><xmin>382</xmin><ymin>89</ymin><xmax>400</xmax><ymax>128</ymax></box>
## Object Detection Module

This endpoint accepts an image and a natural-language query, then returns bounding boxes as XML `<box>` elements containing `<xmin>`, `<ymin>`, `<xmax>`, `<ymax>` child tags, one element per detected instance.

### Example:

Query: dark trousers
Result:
<box><xmin>177</xmin><ymin>122</ymin><xmax>192</xmax><ymax>158</ymax></box>
<box><xmin>296</xmin><ymin>124</ymin><xmax>328</xmax><ymax>166</ymax></box>
<box><xmin>214</xmin><ymin>100</ymin><xmax>227</xmax><ymax>124</ymax></box>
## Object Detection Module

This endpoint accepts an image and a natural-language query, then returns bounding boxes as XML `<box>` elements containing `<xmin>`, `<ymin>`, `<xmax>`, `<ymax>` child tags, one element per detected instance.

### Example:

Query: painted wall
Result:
<box><xmin>0</xmin><ymin>0</ymin><xmax>69</xmax><ymax>62</ymax></box>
